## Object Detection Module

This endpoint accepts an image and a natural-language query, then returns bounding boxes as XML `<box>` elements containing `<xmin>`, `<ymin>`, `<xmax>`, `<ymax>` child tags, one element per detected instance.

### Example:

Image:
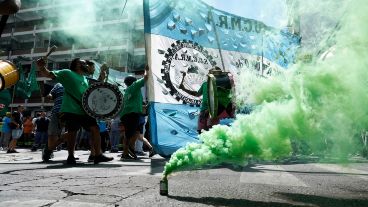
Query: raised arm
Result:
<box><xmin>144</xmin><ymin>64</ymin><xmax>149</xmax><ymax>81</ymax></box>
<box><xmin>98</xmin><ymin>63</ymin><xmax>109</xmax><ymax>82</ymax></box>
<box><xmin>36</xmin><ymin>58</ymin><xmax>56</xmax><ymax>79</ymax></box>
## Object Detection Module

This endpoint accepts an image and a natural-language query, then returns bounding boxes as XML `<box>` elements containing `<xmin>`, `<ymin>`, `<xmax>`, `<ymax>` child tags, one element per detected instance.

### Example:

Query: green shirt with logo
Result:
<box><xmin>52</xmin><ymin>69</ymin><xmax>89</xmax><ymax>115</ymax></box>
<box><xmin>120</xmin><ymin>78</ymin><xmax>145</xmax><ymax>117</ymax></box>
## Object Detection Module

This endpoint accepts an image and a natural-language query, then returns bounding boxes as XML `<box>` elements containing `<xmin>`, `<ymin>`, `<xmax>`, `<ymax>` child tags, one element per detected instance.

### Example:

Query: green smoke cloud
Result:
<box><xmin>41</xmin><ymin>0</ymin><xmax>143</xmax><ymax>64</ymax></box>
<box><xmin>163</xmin><ymin>0</ymin><xmax>368</xmax><ymax>177</ymax></box>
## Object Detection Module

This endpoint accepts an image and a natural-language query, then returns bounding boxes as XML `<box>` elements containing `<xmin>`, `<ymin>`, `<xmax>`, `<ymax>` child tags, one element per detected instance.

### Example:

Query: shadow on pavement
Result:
<box><xmin>167</xmin><ymin>195</ymin><xmax>302</xmax><ymax>207</ymax></box>
<box><xmin>276</xmin><ymin>192</ymin><xmax>368</xmax><ymax>207</ymax></box>
<box><xmin>0</xmin><ymin>162</ymin><xmax>122</xmax><ymax>174</ymax></box>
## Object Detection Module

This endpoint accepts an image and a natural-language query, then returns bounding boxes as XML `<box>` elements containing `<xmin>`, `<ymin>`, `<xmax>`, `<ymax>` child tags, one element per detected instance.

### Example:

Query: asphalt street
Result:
<box><xmin>0</xmin><ymin>149</ymin><xmax>367</xmax><ymax>207</ymax></box>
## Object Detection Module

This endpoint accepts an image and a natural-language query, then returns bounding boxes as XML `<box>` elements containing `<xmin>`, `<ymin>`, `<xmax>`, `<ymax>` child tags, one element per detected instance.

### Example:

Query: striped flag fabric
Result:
<box><xmin>144</xmin><ymin>0</ymin><xmax>300</xmax><ymax>156</ymax></box>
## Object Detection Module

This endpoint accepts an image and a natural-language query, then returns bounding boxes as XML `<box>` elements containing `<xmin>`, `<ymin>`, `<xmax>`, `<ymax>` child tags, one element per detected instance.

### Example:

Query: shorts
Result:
<box><xmin>121</xmin><ymin>113</ymin><xmax>142</xmax><ymax>139</ymax></box>
<box><xmin>59</xmin><ymin>112</ymin><xmax>97</xmax><ymax>132</ymax></box>
<box><xmin>48</xmin><ymin>114</ymin><xmax>64</xmax><ymax>136</ymax></box>
<box><xmin>11</xmin><ymin>129</ymin><xmax>23</xmax><ymax>139</ymax></box>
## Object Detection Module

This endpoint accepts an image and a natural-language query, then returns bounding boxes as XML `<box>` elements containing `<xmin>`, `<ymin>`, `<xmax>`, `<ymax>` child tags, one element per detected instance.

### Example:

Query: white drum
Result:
<box><xmin>82</xmin><ymin>82</ymin><xmax>123</xmax><ymax>119</ymax></box>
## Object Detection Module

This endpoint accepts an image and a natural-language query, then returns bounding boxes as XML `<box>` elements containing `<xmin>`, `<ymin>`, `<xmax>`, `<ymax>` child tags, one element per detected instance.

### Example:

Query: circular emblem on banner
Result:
<box><xmin>161</xmin><ymin>40</ymin><xmax>216</xmax><ymax>105</ymax></box>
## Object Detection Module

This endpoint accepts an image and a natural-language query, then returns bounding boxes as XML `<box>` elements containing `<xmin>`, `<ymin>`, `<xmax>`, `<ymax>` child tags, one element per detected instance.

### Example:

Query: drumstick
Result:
<box><xmin>45</xmin><ymin>45</ymin><xmax>57</xmax><ymax>58</ymax></box>
<box><xmin>37</xmin><ymin>45</ymin><xmax>57</xmax><ymax>67</ymax></box>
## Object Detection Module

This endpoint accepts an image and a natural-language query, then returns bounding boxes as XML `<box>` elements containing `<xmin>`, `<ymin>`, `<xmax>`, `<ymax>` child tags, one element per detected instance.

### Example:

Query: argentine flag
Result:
<box><xmin>144</xmin><ymin>0</ymin><xmax>300</xmax><ymax>157</ymax></box>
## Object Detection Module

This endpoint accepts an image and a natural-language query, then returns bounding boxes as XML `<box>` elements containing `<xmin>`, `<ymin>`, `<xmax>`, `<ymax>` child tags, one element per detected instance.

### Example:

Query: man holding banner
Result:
<box><xmin>120</xmin><ymin>65</ymin><xmax>150</xmax><ymax>160</ymax></box>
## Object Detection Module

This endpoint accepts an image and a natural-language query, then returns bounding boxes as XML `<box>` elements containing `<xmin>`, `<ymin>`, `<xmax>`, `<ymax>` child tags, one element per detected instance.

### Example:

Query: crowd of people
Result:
<box><xmin>0</xmin><ymin>105</ymin><xmax>153</xmax><ymax>159</ymax></box>
<box><xmin>0</xmin><ymin>57</ymin><xmax>155</xmax><ymax>164</ymax></box>
<box><xmin>0</xmin><ymin>57</ymin><xmax>236</xmax><ymax>165</ymax></box>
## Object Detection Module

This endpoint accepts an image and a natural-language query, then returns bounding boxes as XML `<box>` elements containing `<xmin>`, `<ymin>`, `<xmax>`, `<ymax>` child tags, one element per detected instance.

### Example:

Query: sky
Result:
<box><xmin>202</xmin><ymin>0</ymin><xmax>288</xmax><ymax>28</ymax></box>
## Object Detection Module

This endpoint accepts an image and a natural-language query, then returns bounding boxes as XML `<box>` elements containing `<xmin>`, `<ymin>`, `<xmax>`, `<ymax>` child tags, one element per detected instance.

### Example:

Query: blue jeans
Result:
<box><xmin>109</xmin><ymin>130</ymin><xmax>120</xmax><ymax>150</ymax></box>
<box><xmin>34</xmin><ymin>131</ymin><xmax>48</xmax><ymax>146</ymax></box>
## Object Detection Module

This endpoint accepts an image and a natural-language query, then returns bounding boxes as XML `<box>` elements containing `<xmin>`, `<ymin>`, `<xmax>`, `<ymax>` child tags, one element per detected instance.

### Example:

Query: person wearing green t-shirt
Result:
<box><xmin>179</xmin><ymin>66</ymin><xmax>235</xmax><ymax>134</ymax></box>
<box><xmin>120</xmin><ymin>65</ymin><xmax>149</xmax><ymax>160</ymax></box>
<box><xmin>36</xmin><ymin>57</ymin><xmax>113</xmax><ymax>164</ymax></box>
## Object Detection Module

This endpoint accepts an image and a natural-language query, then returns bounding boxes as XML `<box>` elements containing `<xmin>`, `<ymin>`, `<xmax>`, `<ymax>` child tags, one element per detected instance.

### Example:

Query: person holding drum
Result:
<box><xmin>120</xmin><ymin>64</ymin><xmax>153</xmax><ymax>160</ymax></box>
<box><xmin>179</xmin><ymin>66</ymin><xmax>235</xmax><ymax>134</ymax></box>
<box><xmin>37</xmin><ymin>57</ymin><xmax>113</xmax><ymax>164</ymax></box>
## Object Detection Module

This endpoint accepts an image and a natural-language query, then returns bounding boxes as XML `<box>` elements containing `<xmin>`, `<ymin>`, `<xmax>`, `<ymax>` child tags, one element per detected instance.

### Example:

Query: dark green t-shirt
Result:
<box><xmin>217</xmin><ymin>87</ymin><xmax>232</xmax><ymax>108</ymax></box>
<box><xmin>52</xmin><ymin>69</ymin><xmax>89</xmax><ymax>115</ymax></box>
<box><xmin>198</xmin><ymin>82</ymin><xmax>232</xmax><ymax>111</ymax></box>
<box><xmin>120</xmin><ymin>78</ymin><xmax>145</xmax><ymax>116</ymax></box>
<box><xmin>198</xmin><ymin>82</ymin><xmax>208</xmax><ymax>111</ymax></box>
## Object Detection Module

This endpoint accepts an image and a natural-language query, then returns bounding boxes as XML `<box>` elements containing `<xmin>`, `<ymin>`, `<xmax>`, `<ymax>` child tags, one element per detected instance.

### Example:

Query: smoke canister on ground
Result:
<box><xmin>160</xmin><ymin>178</ymin><xmax>168</xmax><ymax>196</ymax></box>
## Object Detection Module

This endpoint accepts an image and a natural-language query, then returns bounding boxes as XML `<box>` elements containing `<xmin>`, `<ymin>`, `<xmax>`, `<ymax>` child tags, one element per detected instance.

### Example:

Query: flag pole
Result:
<box><xmin>207</xmin><ymin>6</ymin><xmax>226</xmax><ymax>70</ymax></box>
<box><xmin>11</xmin><ymin>85</ymin><xmax>16</xmax><ymax>113</ymax></box>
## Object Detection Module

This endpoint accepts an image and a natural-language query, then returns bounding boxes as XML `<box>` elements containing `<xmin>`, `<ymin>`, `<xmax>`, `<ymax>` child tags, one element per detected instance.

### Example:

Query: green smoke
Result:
<box><xmin>41</xmin><ymin>0</ymin><xmax>143</xmax><ymax>65</ymax></box>
<box><xmin>163</xmin><ymin>0</ymin><xmax>368</xmax><ymax>177</ymax></box>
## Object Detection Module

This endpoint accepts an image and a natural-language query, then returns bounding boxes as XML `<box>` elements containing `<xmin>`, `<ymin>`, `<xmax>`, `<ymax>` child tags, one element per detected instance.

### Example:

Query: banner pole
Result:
<box><xmin>11</xmin><ymin>85</ymin><xmax>16</xmax><ymax>113</ymax></box>
<box><xmin>207</xmin><ymin>6</ymin><xmax>226</xmax><ymax>70</ymax></box>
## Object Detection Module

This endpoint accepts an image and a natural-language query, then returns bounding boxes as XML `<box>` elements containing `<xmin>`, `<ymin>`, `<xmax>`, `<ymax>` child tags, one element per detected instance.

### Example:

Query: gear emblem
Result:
<box><xmin>161</xmin><ymin>40</ymin><xmax>216</xmax><ymax>106</ymax></box>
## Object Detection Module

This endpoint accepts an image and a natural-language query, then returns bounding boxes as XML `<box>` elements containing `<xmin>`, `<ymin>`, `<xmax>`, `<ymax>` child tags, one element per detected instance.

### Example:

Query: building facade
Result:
<box><xmin>0</xmin><ymin>0</ymin><xmax>145</xmax><ymax>114</ymax></box>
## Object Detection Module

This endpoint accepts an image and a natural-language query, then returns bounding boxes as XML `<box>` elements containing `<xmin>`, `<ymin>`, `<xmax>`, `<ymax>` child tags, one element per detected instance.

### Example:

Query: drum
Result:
<box><xmin>82</xmin><ymin>82</ymin><xmax>123</xmax><ymax>119</ymax></box>
<box><xmin>0</xmin><ymin>0</ymin><xmax>21</xmax><ymax>15</ymax></box>
<box><xmin>207</xmin><ymin>71</ymin><xmax>234</xmax><ymax>118</ymax></box>
<box><xmin>0</xmin><ymin>60</ymin><xmax>19</xmax><ymax>90</ymax></box>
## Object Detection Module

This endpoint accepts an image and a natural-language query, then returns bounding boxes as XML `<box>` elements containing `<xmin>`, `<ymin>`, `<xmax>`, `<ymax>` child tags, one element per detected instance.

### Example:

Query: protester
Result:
<box><xmin>179</xmin><ymin>66</ymin><xmax>234</xmax><ymax>133</ymax></box>
<box><xmin>22</xmin><ymin>115</ymin><xmax>33</xmax><ymax>147</ymax></box>
<box><xmin>120</xmin><ymin>65</ymin><xmax>150</xmax><ymax>160</ymax></box>
<box><xmin>36</xmin><ymin>57</ymin><xmax>113</xmax><ymax>164</ymax></box>
<box><xmin>42</xmin><ymin>83</ymin><xmax>66</xmax><ymax>162</ymax></box>
<box><xmin>8</xmin><ymin>105</ymin><xmax>24</xmax><ymax>153</ymax></box>
<box><xmin>109</xmin><ymin>116</ymin><xmax>121</xmax><ymax>153</ymax></box>
<box><xmin>135</xmin><ymin>114</ymin><xmax>155</xmax><ymax>157</ymax></box>
<box><xmin>31</xmin><ymin>111</ymin><xmax>49</xmax><ymax>151</ymax></box>
<box><xmin>0</xmin><ymin>112</ymin><xmax>12</xmax><ymax>151</ymax></box>
<box><xmin>97</xmin><ymin>119</ymin><xmax>109</xmax><ymax>153</ymax></box>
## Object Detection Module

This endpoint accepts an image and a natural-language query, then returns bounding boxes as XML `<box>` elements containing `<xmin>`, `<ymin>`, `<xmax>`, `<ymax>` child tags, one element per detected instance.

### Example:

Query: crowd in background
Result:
<box><xmin>0</xmin><ymin>105</ymin><xmax>151</xmax><ymax>156</ymax></box>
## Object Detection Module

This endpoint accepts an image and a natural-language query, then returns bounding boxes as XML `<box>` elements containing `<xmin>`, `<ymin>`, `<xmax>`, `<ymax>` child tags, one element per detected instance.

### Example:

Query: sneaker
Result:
<box><xmin>128</xmin><ymin>147</ymin><xmax>138</xmax><ymax>159</ymax></box>
<box><xmin>87</xmin><ymin>155</ymin><xmax>95</xmax><ymax>162</ymax></box>
<box><xmin>120</xmin><ymin>154</ymin><xmax>136</xmax><ymax>161</ymax></box>
<box><xmin>42</xmin><ymin>148</ymin><xmax>54</xmax><ymax>162</ymax></box>
<box><xmin>66</xmin><ymin>156</ymin><xmax>77</xmax><ymax>165</ymax></box>
<box><xmin>94</xmin><ymin>154</ymin><xmax>113</xmax><ymax>164</ymax></box>
<box><xmin>149</xmin><ymin>148</ymin><xmax>156</xmax><ymax>158</ymax></box>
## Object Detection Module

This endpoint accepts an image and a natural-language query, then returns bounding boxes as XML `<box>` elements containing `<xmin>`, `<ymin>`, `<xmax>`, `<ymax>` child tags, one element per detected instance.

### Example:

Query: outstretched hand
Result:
<box><xmin>144</xmin><ymin>64</ymin><xmax>150</xmax><ymax>81</ymax></box>
<box><xmin>36</xmin><ymin>58</ymin><xmax>46</xmax><ymax>69</ymax></box>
